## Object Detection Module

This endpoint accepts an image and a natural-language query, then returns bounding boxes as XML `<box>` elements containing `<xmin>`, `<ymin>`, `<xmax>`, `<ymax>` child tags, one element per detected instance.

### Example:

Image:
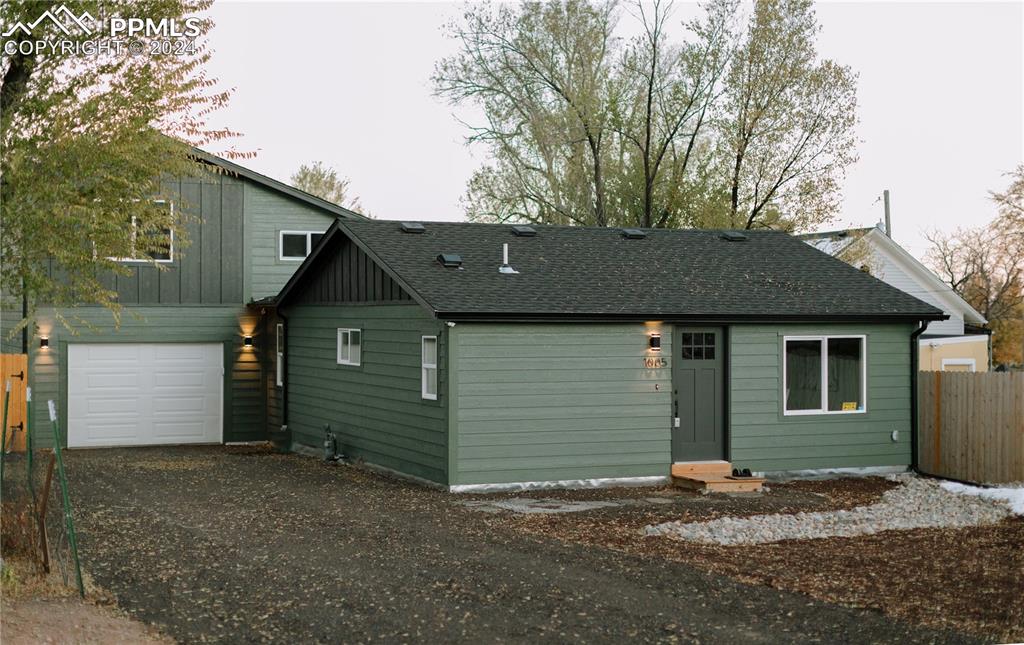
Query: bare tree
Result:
<box><xmin>717</xmin><ymin>0</ymin><xmax>858</xmax><ymax>231</ymax></box>
<box><xmin>926</xmin><ymin>215</ymin><xmax>1023</xmax><ymax>365</ymax></box>
<box><xmin>435</xmin><ymin>0</ymin><xmax>859</xmax><ymax>232</ymax></box>
<box><xmin>291</xmin><ymin>162</ymin><xmax>365</xmax><ymax>214</ymax></box>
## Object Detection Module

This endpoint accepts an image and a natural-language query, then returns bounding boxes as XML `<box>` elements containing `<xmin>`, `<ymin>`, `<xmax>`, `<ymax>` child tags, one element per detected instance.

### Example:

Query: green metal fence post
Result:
<box><xmin>26</xmin><ymin>387</ymin><xmax>35</xmax><ymax>505</ymax></box>
<box><xmin>48</xmin><ymin>399</ymin><xmax>84</xmax><ymax>598</ymax></box>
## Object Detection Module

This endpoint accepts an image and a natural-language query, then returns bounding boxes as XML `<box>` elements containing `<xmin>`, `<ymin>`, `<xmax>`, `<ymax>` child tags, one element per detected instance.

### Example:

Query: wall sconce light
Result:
<box><xmin>39</xmin><ymin>337</ymin><xmax>49</xmax><ymax>349</ymax></box>
<box><xmin>243</xmin><ymin>335</ymin><xmax>253</xmax><ymax>348</ymax></box>
<box><xmin>649</xmin><ymin>333</ymin><xmax>661</xmax><ymax>351</ymax></box>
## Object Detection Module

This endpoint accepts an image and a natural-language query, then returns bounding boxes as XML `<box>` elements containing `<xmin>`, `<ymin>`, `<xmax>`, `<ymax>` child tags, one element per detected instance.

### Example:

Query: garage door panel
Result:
<box><xmin>153</xmin><ymin>370</ymin><xmax>207</xmax><ymax>388</ymax></box>
<box><xmin>68</xmin><ymin>343</ymin><xmax>223</xmax><ymax>448</ymax></box>
<box><xmin>85</xmin><ymin>397</ymin><xmax>140</xmax><ymax>415</ymax></box>
<box><xmin>83</xmin><ymin>371</ymin><xmax>142</xmax><ymax>390</ymax></box>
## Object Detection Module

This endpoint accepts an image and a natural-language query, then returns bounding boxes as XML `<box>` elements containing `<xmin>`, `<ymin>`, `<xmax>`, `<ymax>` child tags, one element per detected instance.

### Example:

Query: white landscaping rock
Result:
<box><xmin>644</xmin><ymin>476</ymin><xmax>1013</xmax><ymax>545</ymax></box>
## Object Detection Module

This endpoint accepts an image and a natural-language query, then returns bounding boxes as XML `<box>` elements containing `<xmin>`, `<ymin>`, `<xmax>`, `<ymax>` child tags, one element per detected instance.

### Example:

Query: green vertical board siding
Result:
<box><xmin>42</xmin><ymin>174</ymin><xmax>246</xmax><ymax>305</ymax></box>
<box><xmin>450</xmin><ymin>323</ymin><xmax>672</xmax><ymax>486</ymax></box>
<box><xmin>728</xmin><ymin>323</ymin><xmax>914</xmax><ymax>471</ymax></box>
<box><xmin>245</xmin><ymin>183</ymin><xmax>337</xmax><ymax>301</ymax></box>
<box><xmin>284</xmin><ymin>304</ymin><xmax>447</xmax><ymax>483</ymax></box>
<box><xmin>28</xmin><ymin>305</ymin><xmax>263</xmax><ymax>448</ymax></box>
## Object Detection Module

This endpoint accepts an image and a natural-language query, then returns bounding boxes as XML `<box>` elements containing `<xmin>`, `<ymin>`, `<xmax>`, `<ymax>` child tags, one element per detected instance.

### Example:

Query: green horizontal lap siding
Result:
<box><xmin>450</xmin><ymin>324</ymin><xmax>671</xmax><ymax>486</ymax></box>
<box><xmin>728</xmin><ymin>323</ymin><xmax>915</xmax><ymax>472</ymax></box>
<box><xmin>245</xmin><ymin>183</ymin><xmax>336</xmax><ymax>301</ymax></box>
<box><xmin>284</xmin><ymin>304</ymin><xmax>447</xmax><ymax>483</ymax></box>
<box><xmin>1</xmin><ymin>297</ymin><xmax>22</xmax><ymax>353</ymax></box>
<box><xmin>28</xmin><ymin>306</ymin><xmax>262</xmax><ymax>448</ymax></box>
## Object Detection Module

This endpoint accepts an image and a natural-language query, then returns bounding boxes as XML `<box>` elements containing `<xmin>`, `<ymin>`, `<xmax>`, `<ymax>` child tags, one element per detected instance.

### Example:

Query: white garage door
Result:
<box><xmin>68</xmin><ymin>343</ymin><xmax>223</xmax><ymax>448</ymax></box>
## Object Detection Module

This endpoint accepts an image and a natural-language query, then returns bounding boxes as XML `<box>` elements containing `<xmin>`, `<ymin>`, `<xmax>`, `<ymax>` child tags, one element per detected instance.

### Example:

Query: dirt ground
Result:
<box><xmin>491</xmin><ymin>478</ymin><xmax>1024</xmax><ymax>642</ymax></box>
<box><xmin>57</xmin><ymin>446</ymin><xmax>979</xmax><ymax>644</ymax></box>
<box><xmin>0</xmin><ymin>556</ymin><xmax>170</xmax><ymax>644</ymax></box>
<box><xmin>2</xmin><ymin>597</ymin><xmax>171</xmax><ymax>644</ymax></box>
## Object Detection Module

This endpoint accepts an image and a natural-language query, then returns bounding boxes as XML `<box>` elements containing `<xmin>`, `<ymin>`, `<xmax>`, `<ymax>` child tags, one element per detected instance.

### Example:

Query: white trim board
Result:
<box><xmin>941</xmin><ymin>358</ymin><xmax>977</xmax><ymax>371</ymax></box>
<box><xmin>449</xmin><ymin>476</ymin><xmax>669</xmax><ymax>494</ymax></box>
<box><xmin>919</xmin><ymin>335</ymin><xmax>989</xmax><ymax>347</ymax></box>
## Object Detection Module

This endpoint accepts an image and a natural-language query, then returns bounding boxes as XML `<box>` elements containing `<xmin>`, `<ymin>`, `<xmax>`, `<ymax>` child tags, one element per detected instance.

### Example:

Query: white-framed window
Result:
<box><xmin>940</xmin><ymin>358</ymin><xmax>976</xmax><ymax>372</ymax></box>
<box><xmin>783</xmin><ymin>335</ymin><xmax>866</xmax><ymax>415</ymax></box>
<box><xmin>421</xmin><ymin>336</ymin><xmax>438</xmax><ymax>400</ymax></box>
<box><xmin>275</xmin><ymin>323</ymin><xmax>285</xmax><ymax>387</ymax></box>
<box><xmin>337</xmin><ymin>328</ymin><xmax>361</xmax><ymax>366</ymax></box>
<box><xmin>279</xmin><ymin>230</ymin><xmax>324</xmax><ymax>261</ymax></box>
<box><xmin>109</xmin><ymin>201</ymin><xmax>174</xmax><ymax>263</ymax></box>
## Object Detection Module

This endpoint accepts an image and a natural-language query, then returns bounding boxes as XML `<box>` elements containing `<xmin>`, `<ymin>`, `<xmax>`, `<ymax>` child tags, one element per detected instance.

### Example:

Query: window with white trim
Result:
<box><xmin>421</xmin><ymin>336</ymin><xmax>438</xmax><ymax>400</ymax></box>
<box><xmin>275</xmin><ymin>323</ymin><xmax>285</xmax><ymax>387</ymax></box>
<box><xmin>940</xmin><ymin>358</ymin><xmax>976</xmax><ymax>372</ymax></box>
<box><xmin>279</xmin><ymin>231</ymin><xmax>324</xmax><ymax>260</ymax></box>
<box><xmin>783</xmin><ymin>335</ymin><xmax>866</xmax><ymax>415</ymax></box>
<box><xmin>109</xmin><ymin>201</ymin><xmax>174</xmax><ymax>263</ymax></box>
<box><xmin>337</xmin><ymin>328</ymin><xmax>361</xmax><ymax>366</ymax></box>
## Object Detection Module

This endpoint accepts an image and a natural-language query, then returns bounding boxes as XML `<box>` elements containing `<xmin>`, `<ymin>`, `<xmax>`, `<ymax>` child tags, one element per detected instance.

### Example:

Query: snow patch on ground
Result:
<box><xmin>645</xmin><ymin>476</ymin><xmax>1014</xmax><ymax>545</ymax></box>
<box><xmin>940</xmin><ymin>481</ymin><xmax>1024</xmax><ymax>515</ymax></box>
<box><xmin>462</xmin><ymin>496</ymin><xmax>677</xmax><ymax>514</ymax></box>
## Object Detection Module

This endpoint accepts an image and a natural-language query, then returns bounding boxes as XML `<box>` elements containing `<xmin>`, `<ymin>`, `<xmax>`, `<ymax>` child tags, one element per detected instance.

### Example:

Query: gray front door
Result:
<box><xmin>672</xmin><ymin>327</ymin><xmax>725</xmax><ymax>462</ymax></box>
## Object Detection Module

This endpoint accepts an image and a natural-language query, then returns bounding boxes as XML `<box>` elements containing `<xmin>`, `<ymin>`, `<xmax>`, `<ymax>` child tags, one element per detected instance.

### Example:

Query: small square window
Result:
<box><xmin>692</xmin><ymin>345</ymin><xmax>705</xmax><ymax>360</ymax></box>
<box><xmin>280</xmin><ymin>231</ymin><xmax>325</xmax><ymax>261</ymax></box>
<box><xmin>681</xmin><ymin>333</ymin><xmax>693</xmax><ymax>345</ymax></box>
<box><xmin>705</xmin><ymin>346</ymin><xmax>715</xmax><ymax>360</ymax></box>
<box><xmin>681</xmin><ymin>346</ymin><xmax>693</xmax><ymax>360</ymax></box>
<box><xmin>337</xmin><ymin>328</ymin><xmax>362</xmax><ymax>366</ymax></box>
<box><xmin>281</xmin><ymin>233</ymin><xmax>310</xmax><ymax>259</ymax></box>
<box><xmin>704</xmin><ymin>333</ymin><xmax>715</xmax><ymax>346</ymax></box>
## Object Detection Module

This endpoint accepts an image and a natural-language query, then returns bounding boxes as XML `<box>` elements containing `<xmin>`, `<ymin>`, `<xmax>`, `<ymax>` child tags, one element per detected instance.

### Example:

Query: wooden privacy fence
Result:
<box><xmin>1</xmin><ymin>353</ymin><xmax>28</xmax><ymax>452</ymax></box>
<box><xmin>918</xmin><ymin>371</ymin><xmax>1024</xmax><ymax>484</ymax></box>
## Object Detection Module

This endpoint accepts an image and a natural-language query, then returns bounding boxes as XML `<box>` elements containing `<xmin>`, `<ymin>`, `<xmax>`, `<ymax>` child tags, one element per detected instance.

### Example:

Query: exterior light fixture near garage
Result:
<box><xmin>39</xmin><ymin>337</ymin><xmax>49</xmax><ymax>349</ymax></box>
<box><xmin>243</xmin><ymin>335</ymin><xmax>254</xmax><ymax>348</ymax></box>
<box><xmin>649</xmin><ymin>333</ymin><xmax>661</xmax><ymax>351</ymax></box>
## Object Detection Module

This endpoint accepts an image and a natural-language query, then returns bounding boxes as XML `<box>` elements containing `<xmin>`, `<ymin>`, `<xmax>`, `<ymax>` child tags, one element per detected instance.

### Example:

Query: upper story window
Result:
<box><xmin>280</xmin><ymin>231</ymin><xmax>324</xmax><ymax>261</ymax></box>
<box><xmin>110</xmin><ymin>201</ymin><xmax>174</xmax><ymax>263</ymax></box>
<box><xmin>337</xmin><ymin>328</ymin><xmax>361</xmax><ymax>366</ymax></box>
<box><xmin>783</xmin><ymin>335</ymin><xmax>866</xmax><ymax>415</ymax></box>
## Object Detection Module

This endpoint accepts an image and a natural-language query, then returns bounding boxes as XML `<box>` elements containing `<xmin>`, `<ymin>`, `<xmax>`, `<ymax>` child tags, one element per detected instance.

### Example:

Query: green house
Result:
<box><xmin>4</xmin><ymin>150</ymin><xmax>363</xmax><ymax>448</ymax></box>
<box><xmin>269</xmin><ymin>219</ymin><xmax>946</xmax><ymax>490</ymax></box>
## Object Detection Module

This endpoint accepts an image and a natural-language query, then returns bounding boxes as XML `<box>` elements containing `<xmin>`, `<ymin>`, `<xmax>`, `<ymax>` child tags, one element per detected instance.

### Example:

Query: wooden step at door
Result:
<box><xmin>671</xmin><ymin>461</ymin><xmax>764</xmax><ymax>493</ymax></box>
<box><xmin>671</xmin><ymin>460</ymin><xmax>731</xmax><ymax>478</ymax></box>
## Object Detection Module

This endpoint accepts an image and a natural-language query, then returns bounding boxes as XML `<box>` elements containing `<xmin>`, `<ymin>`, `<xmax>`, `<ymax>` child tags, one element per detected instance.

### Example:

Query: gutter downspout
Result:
<box><xmin>910</xmin><ymin>320</ymin><xmax>930</xmax><ymax>471</ymax></box>
<box><xmin>277</xmin><ymin>308</ymin><xmax>290</xmax><ymax>452</ymax></box>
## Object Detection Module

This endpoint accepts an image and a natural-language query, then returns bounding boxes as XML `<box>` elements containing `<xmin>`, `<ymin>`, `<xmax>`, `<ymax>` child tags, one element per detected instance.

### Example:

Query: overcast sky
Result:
<box><xmin>204</xmin><ymin>1</ymin><xmax>1023</xmax><ymax>259</ymax></box>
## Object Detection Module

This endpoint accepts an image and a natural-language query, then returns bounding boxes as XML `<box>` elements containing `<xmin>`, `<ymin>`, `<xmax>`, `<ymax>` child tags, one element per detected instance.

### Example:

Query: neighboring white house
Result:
<box><xmin>799</xmin><ymin>223</ymin><xmax>991</xmax><ymax>371</ymax></box>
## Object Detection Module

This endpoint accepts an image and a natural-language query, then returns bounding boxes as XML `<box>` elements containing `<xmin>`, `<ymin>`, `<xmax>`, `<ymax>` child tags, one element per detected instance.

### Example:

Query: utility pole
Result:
<box><xmin>883</xmin><ymin>189</ymin><xmax>892</xmax><ymax>238</ymax></box>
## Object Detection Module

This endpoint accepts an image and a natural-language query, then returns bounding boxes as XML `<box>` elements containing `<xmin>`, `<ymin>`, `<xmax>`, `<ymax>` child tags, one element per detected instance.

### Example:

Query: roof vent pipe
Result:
<box><xmin>498</xmin><ymin>243</ymin><xmax>519</xmax><ymax>274</ymax></box>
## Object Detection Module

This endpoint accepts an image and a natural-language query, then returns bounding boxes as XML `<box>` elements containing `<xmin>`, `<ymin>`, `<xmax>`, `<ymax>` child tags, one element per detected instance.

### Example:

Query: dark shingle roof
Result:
<box><xmin>295</xmin><ymin>219</ymin><xmax>945</xmax><ymax>321</ymax></box>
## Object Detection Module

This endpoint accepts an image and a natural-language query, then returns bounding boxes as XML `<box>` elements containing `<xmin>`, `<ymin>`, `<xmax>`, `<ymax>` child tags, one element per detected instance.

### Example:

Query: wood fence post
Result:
<box><xmin>933</xmin><ymin>371</ymin><xmax>942</xmax><ymax>471</ymax></box>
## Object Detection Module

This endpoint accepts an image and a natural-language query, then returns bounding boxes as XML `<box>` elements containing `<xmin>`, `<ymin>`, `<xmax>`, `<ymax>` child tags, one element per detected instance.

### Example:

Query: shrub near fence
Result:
<box><xmin>918</xmin><ymin>371</ymin><xmax>1024</xmax><ymax>484</ymax></box>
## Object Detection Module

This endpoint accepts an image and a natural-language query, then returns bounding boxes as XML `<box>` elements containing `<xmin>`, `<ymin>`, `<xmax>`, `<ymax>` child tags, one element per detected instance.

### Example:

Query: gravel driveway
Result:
<box><xmin>65</xmin><ymin>446</ymin><xmax>976</xmax><ymax>643</ymax></box>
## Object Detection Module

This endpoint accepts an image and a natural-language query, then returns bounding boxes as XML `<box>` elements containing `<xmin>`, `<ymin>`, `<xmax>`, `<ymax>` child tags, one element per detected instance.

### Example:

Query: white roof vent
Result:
<box><xmin>498</xmin><ymin>243</ymin><xmax>519</xmax><ymax>274</ymax></box>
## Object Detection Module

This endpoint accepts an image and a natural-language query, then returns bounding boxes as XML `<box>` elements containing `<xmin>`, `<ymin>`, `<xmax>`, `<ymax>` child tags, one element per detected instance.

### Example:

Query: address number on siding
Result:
<box><xmin>642</xmin><ymin>357</ymin><xmax>668</xmax><ymax>369</ymax></box>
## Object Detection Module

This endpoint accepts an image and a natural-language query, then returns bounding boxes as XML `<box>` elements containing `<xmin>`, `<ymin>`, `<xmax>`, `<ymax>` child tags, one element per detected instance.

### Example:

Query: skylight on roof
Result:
<box><xmin>511</xmin><ymin>225</ymin><xmax>537</xmax><ymax>237</ymax></box>
<box><xmin>621</xmin><ymin>228</ymin><xmax>646</xmax><ymax>239</ymax></box>
<box><xmin>400</xmin><ymin>222</ymin><xmax>425</xmax><ymax>234</ymax></box>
